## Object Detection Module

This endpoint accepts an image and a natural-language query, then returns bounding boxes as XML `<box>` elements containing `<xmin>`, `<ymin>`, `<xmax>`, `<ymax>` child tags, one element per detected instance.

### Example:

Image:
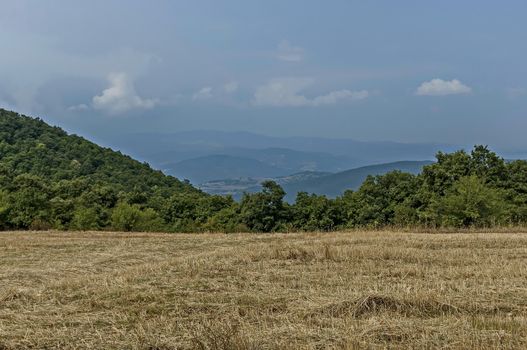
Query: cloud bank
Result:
<box><xmin>92</xmin><ymin>73</ymin><xmax>158</xmax><ymax>114</ymax></box>
<box><xmin>416</xmin><ymin>79</ymin><xmax>472</xmax><ymax>96</ymax></box>
<box><xmin>253</xmin><ymin>78</ymin><xmax>368</xmax><ymax>107</ymax></box>
<box><xmin>192</xmin><ymin>87</ymin><xmax>213</xmax><ymax>100</ymax></box>
<box><xmin>67</xmin><ymin>103</ymin><xmax>89</xmax><ymax>112</ymax></box>
<box><xmin>223</xmin><ymin>81</ymin><xmax>239</xmax><ymax>93</ymax></box>
<box><xmin>276</xmin><ymin>40</ymin><xmax>304</xmax><ymax>62</ymax></box>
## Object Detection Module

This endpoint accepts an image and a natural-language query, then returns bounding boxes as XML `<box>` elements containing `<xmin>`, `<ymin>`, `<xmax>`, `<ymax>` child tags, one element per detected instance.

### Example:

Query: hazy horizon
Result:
<box><xmin>1</xmin><ymin>1</ymin><xmax>526</xmax><ymax>150</ymax></box>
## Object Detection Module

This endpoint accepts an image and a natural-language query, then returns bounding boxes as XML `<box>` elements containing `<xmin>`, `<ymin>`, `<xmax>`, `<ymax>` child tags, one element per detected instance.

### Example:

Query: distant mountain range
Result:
<box><xmin>164</xmin><ymin>149</ymin><xmax>354</xmax><ymax>183</ymax></box>
<box><xmin>281</xmin><ymin>160</ymin><xmax>433</xmax><ymax>200</ymax></box>
<box><xmin>166</xmin><ymin>155</ymin><xmax>289</xmax><ymax>184</ymax></box>
<box><xmin>103</xmin><ymin>130</ymin><xmax>527</xmax><ymax>200</ymax></box>
<box><xmin>107</xmin><ymin>130</ymin><xmax>454</xmax><ymax>182</ymax></box>
<box><xmin>200</xmin><ymin>161</ymin><xmax>432</xmax><ymax>201</ymax></box>
<box><xmin>200</xmin><ymin>171</ymin><xmax>331</xmax><ymax>199</ymax></box>
<box><xmin>111</xmin><ymin>130</ymin><xmax>462</xmax><ymax>163</ymax></box>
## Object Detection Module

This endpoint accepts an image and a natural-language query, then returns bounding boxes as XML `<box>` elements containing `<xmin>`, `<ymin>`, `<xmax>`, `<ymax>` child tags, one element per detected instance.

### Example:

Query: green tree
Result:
<box><xmin>111</xmin><ymin>203</ymin><xmax>143</xmax><ymax>232</ymax></box>
<box><xmin>71</xmin><ymin>206</ymin><xmax>101</xmax><ymax>230</ymax></box>
<box><xmin>421</xmin><ymin>150</ymin><xmax>472</xmax><ymax>195</ymax></box>
<box><xmin>469</xmin><ymin>145</ymin><xmax>507</xmax><ymax>186</ymax></box>
<box><xmin>50</xmin><ymin>197</ymin><xmax>75</xmax><ymax>229</ymax></box>
<box><xmin>161</xmin><ymin>193</ymin><xmax>201</xmax><ymax>232</ymax></box>
<box><xmin>240</xmin><ymin>181</ymin><xmax>288</xmax><ymax>232</ymax></box>
<box><xmin>0</xmin><ymin>190</ymin><xmax>11</xmax><ymax>229</ymax></box>
<box><xmin>8</xmin><ymin>174</ymin><xmax>51</xmax><ymax>228</ymax></box>
<box><xmin>111</xmin><ymin>203</ymin><xmax>166</xmax><ymax>232</ymax></box>
<box><xmin>342</xmin><ymin>171</ymin><xmax>418</xmax><ymax>228</ymax></box>
<box><xmin>502</xmin><ymin>160</ymin><xmax>527</xmax><ymax>223</ymax></box>
<box><xmin>203</xmin><ymin>205</ymin><xmax>246</xmax><ymax>233</ymax></box>
<box><xmin>293</xmin><ymin>192</ymin><xmax>343</xmax><ymax>231</ymax></box>
<box><xmin>427</xmin><ymin>176</ymin><xmax>509</xmax><ymax>227</ymax></box>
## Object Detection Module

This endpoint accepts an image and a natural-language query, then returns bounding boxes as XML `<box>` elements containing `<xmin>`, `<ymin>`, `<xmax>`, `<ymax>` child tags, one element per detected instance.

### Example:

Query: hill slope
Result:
<box><xmin>283</xmin><ymin>160</ymin><xmax>433</xmax><ymax>200</ymax></box>
<box><xmin>165</xmin><ymin>154</ymin><xmax>290</xmax><ymax>184</ymax></box>
<box><xmin>0</xmin><ymin>108</ymin><xmax>197</xmax><ymax>195</ymax></box>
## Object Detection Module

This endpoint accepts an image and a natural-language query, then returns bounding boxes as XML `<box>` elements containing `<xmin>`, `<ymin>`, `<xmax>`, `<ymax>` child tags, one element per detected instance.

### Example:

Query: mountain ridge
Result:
<box><xmin>282</xmin><ymin>160</ymin><xmax>433</xmax><ymax>200</ymax></box>
<box><xmin>198</xmin><ymin>160</ymin><xmax>433</xmax><ymax>201</ymax></box>
<box><xmin>0</xmin><ymin>108</ymin><xmax>199</xmax><ymax>195</ymax></box>
<box><xmin>109</xmin><ymin>130</ymin><xmax>458</xmax><ymax>167</ymax></box>
<box><xmin>166</xmin><ymin>154</ymin><xmax>290</xmax><ymax>184</ymax></box>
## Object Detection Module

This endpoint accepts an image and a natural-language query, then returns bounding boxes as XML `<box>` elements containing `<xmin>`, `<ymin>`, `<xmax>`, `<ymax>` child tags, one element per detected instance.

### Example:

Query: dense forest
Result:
<box><xmin>1</xmin><ymin>108</ymin><xmax>527</xmax><ymax>232</ymax></box>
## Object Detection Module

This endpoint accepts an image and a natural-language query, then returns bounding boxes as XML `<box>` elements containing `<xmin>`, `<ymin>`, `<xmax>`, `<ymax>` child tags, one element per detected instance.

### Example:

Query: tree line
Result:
<box><xmin>1</xmin><ymin>109</ymin><xmax>527</xmax><ymax>232</ymax></box>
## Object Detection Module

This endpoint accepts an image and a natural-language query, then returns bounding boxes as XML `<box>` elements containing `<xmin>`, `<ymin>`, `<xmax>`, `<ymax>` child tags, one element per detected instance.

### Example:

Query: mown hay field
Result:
<box><xmin>1</xmin><ymin>231</ymin><xmax>527</xmax><ymax>349</ymax></box>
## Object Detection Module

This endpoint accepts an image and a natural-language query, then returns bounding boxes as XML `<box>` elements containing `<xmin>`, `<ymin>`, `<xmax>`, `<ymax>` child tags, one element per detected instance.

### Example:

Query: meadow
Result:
<box><xmin>1</xmin><ymin>231</ymin><xmax>527</xmax><ymax>349</ymax></box>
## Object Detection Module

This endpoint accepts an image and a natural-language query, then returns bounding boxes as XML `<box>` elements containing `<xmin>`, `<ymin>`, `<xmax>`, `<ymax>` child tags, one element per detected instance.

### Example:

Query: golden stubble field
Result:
<box><xmin>1</xmin><ymin>231</ymin><xmax>527</xmax><ymax>349</ymax></box>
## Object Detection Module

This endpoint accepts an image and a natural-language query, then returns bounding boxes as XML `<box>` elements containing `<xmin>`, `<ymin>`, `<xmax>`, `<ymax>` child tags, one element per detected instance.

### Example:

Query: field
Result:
<box><xmin>1</xmin><ymin>231</ymin><xmax>527</xmax><ymax>349</ymax></box>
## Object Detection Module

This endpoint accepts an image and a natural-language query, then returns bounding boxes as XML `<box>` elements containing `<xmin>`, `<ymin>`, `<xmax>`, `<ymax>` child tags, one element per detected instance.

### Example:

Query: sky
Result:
<box><xmin>1</xmin><ymin>0</ymin><xmax>526</xmax><ymax>151</ymax></box>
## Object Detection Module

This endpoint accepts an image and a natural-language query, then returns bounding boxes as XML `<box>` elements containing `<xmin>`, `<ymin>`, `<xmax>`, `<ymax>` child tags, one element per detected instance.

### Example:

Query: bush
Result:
<box><xmin>111</xmin><ymin>203</ymin><xmax>165</xmax><ymax>232</ymax></box>
<box><xmin>203</xmin><ymin>207</ymin><xmax>247</xmax><ymax>233</ymax></box>
<box><xmin>29</xmin><ymin>218</ymin><xmax>52</xmax><ymax>231</ymax></box>
<box><xmin>0</xmin><ymin>190</ymin><xmax>11</xmax><ymax>229</ymax></box>
<box><xmin>240</xmin><ymin>181</ymin><xmax>288</xmax><ymax>232</ymax></box>
<box><xmin>427</xmin><ymin>176</ymin><xmax>509</xmax><ymax>227</ymax></box>
<box><xmin>71</xmin><ymin>207</ymin><xmax>101</xmax><ymax>231</ymax></box>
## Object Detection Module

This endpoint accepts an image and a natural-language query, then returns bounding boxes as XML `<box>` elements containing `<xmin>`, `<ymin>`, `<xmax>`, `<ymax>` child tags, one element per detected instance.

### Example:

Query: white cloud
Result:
<box><xmin>276</xmin><ymin>40</ymin><xmax>304</xmax><ymax>62</ymax></box>
<box><xmin>67</xmin><ymin>103</ymin><xmax>89</xmax><ymax>112</ymax></box>
<box><xmin>312</xmin><ymin>89</ymin><xmax>369</xmax><ymax>106</ymax></box>
<box><xmin>223</xmin><ymin>81</ymin><xmax>239</xmax><ymax>93</ymax></box>
<box><xmin>92</xmin><ymin>73</ymin><xmax>158</xmax><ymax>114</ymax></box>
<box><xmin>192</xmin><ymin>87</ymin><xmax>213</xmax><ymax>100</ymax></box>
<box><xmin>0</xmin><ymin>26</ymin><xmax>156</xmax><ymax>113</ymax></box>
<box><xmin>253</xmin><ymin>78</ymin><xmax>369</xmax><ymax>107</ymax></box>
<box><xmin>416</xmin><ymin>79</ymin><xmax>472</xmax><ymax>96</ymax></box>
<box><xmin>254</xmin><ymin>78</ymin><xmax>313</xmax><ymax>107</ymax></box>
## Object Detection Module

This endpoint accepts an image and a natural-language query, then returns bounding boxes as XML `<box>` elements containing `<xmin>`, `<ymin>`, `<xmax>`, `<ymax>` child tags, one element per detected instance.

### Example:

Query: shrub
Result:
<box><xmin>71</xmin><ymin>207</ymin><xmax>101</xmax><ymax>231</ymax></box>
<box><xmin>111</xmin><ymin>202</ymin><xmax>165</xmax><ymax>232</ymax></box>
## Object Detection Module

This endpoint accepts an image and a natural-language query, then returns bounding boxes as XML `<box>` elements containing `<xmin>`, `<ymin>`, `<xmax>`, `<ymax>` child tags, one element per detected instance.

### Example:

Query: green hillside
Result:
<box><xmin>0</xmin><ymin>109</ymin><xmax>197</xmax><ymax>194</ymax></box>
<box><xmin>0</xmin><ymin>109</ymin><xmax>221</xmax><ymax>231</ymax></box>
<box><xmin>2</xmin><ymin>108</ymin><xmax>527</xmax><ymax>232</ymax></box>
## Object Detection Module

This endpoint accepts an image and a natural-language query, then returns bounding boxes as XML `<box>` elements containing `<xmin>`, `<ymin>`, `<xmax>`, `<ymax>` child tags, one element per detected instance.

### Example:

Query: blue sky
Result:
<box><xmin>0</xmin><ymin>0</ymin><xmax>526</xmax><ymax>150</ymax></box>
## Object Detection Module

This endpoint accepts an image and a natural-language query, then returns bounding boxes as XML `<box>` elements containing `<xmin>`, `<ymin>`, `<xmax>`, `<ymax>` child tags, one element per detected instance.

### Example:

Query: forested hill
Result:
<box><xmin>0</xmin><ymin>109</ymin><xmax>222</xmax><ymax>232</ymax></box>
<box><xmin>0</xmin><ymin>109</ymin><xmax>197</xmax><ymax>194</ymax></box>
<box><xmin>2</xmin><ymin>108</ymin><xmax>527</xmax><ymax>233</ymax></box>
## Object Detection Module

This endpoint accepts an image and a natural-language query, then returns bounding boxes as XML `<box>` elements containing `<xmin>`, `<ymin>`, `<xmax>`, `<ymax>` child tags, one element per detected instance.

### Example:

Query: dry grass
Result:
<box><xmin>1</xmin><ymin>231</ymin><xmax>527</xmax><ymax>349</ymax></box>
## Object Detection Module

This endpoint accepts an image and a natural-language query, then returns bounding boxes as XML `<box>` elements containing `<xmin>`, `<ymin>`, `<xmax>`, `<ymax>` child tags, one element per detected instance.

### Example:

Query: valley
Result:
<box><xmin>198</xmin><ymin>161</ymin><xmax>432</xmax><ymax>201</ymax></box>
